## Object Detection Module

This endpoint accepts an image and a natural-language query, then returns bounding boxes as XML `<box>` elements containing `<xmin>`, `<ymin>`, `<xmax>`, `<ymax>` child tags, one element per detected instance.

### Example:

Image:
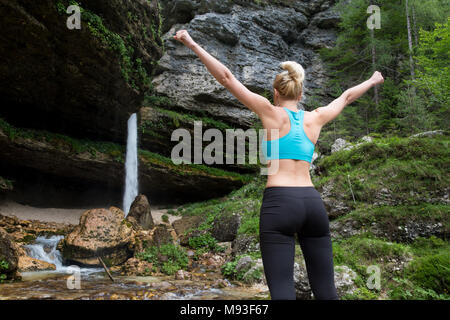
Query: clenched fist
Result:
<box><xmin>370</xmin><ymin>71</ymin><xmax>384</xmax><ymax>86</ymax></box>
<box><xmin>174</xmin><ymin>30</ymin><xmax>196</xmax><ymax>48</ymax></box>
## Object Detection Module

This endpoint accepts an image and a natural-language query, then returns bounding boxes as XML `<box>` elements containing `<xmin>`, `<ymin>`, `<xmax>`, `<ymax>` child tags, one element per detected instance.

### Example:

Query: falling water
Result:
<box><xmin>24</xmin><ymin>236</ymin><xmax>102</xmax><ymax>275</ymax></box>
<box><xmin>24</xmin><ymin>236</ymin><xmax>65</xmax><ymax>270</ymax></box>
<box><xmin>123</xmin><ymin>113</ymin><xmax>139</xmax><ymax>216</ymax></box>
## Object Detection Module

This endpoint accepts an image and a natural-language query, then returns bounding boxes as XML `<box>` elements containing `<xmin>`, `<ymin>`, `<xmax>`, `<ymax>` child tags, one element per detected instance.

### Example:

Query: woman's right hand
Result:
<box><xmin>370</xmin><ymin>71</ymin><xmax>384</xmax><ymax>86</ymax></box>
<box><xmin>174</xmin><ymin>29</ymin><xmax>196</xmax><ymax>49</ymax></box>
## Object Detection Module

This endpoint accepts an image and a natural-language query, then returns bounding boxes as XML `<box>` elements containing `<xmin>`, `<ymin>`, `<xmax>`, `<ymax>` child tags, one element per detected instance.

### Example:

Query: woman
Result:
<box><xmin>174</xmin><ymin>30</ymin><xmax>384</xmax><ymax>300</ymax></box>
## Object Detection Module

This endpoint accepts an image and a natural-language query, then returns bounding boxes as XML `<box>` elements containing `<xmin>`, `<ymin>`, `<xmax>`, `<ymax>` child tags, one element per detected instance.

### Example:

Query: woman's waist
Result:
<box><xmin>262</xmin><ymin>184</ymin><xmax>321</xmax><ymax>199</ymax></box>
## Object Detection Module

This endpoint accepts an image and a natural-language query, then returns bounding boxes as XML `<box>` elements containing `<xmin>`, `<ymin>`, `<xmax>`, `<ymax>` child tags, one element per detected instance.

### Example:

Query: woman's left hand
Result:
<box><xmin>174</xmin><ymin>30</ymin><xmax>196</xmax><ymax>48</ymax></box>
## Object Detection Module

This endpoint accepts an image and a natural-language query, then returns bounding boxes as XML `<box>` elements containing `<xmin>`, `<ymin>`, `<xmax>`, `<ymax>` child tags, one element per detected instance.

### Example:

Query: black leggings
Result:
<box><xmin>259</xmin><ymin>186</ymin><xmax>338</xmax><ymax>300</ymax></box>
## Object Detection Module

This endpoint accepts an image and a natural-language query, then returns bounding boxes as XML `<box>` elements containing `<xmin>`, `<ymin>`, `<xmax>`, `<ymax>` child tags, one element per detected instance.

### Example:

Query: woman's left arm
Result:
<box><xmin>174</xmin><ymin>30</ymin><xmax>275</xmax><ymax>119</ymax></box>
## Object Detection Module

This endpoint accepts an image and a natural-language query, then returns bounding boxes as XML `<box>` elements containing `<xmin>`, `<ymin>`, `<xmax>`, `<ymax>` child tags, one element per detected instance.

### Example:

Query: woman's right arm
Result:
<box><xmin>313</xmin><ymin>71</ymin><xmax>384</xmax><ymax>126</ymax></box>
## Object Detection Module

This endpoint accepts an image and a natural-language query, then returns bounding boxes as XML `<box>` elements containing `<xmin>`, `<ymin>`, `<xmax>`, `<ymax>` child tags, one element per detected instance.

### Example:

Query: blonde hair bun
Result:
<box><xmin>273</xmin><ymin>61</ymin><xmax>305</xmax><ymax>100</ymax></box>
<box><xmin>280</xmin><ymin>61</ymin><xmax>305</xmax><ymax>84</ymax></box>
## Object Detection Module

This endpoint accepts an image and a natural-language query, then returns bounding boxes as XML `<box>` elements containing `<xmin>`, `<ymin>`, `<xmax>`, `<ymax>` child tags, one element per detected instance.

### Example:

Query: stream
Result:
<box><xmin>0</xmin><ymin>236</ymin><xmax>269</xmax><ymax>300</ymax></box>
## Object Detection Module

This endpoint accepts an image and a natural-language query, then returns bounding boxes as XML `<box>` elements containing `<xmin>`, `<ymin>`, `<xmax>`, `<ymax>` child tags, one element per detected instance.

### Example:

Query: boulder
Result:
<box><xmin>231</xmin><ymin>234</ymin><xmax>260</xmax><ymax>257</ymax></box>
<box><xmin>211</xmin><ymin>212</ymin><xmax>241</xmax><ymax>242</ymax></box>
<box><xmin>172</xmin><ymin>215</ymin><xmax>205</xmax><ymax>238</ymax></box>
<box><xmin>319</xmin><ymin>181</ymin><xmax>353</xmax><ymax>218</ymax></box>
<box><xmin>152</xmin><ymin>224</ymin><xmax>175</xmax><ymax>247</ymax></box>
<box><xmin>0</xmin><ymin>227</ymin><xmax>21</xmax><ymax>280</ymax></box>
<box><xmin>294</xmin><ymin>261</ymin><xmax>358</xmax><ymax>300</ymax></box>
<box><xmin>119</xmin><ymin>257</ymin><xmax>153</xmax><ymax>276</ymax></box>
<box><xmin>62</xmin><ymin>207</ymin><xmax>134</xmax><ymax>267</ymax></box>
<box><xmin>331</xmin><ymin>138</ymin><xmax>351</xmax><ymax>153</ymax></box>
<box><xmin>409</xmin><ymin>130</ymin><xmax>444</xmax><ymax>138</ymax></box>
<box><xmin>126</xmin><ymin>194</ymin><xmax>154</xmax><ymax>230</ymax></box>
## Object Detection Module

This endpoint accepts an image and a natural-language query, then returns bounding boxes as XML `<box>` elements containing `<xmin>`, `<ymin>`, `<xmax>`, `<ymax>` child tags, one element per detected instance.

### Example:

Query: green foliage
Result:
<box><xmin>414</xmin><ymin>17</ymin><xmax>450</xmax><ymax>127</ymax></box>
<box><xmin>406</xmin><ymin>252</ymin><xmax>450</xmax><ymax>294</ymax></box>
<box><xmin>139</xmin><ymin>149</ymin><xmax>249</xmax><ymax>181</ymax></box>
<box><xmin>188</xmin><ymin>232</ymin><xmax>218</xmax><ymax>251</ymax></box>
<box><xmin>318</xmin><ymin>0</ymin><xmax>448</xmax><ymax>144</ymax></box>
<box><xmin>314</xmin><ymin>135</ymin><xmax>450</xmax><ymax>205</ymax></box>
<box><xmin>136</xmin><ymin>243</ymin><xmax>189</xmax><ymax>275</ymax></box>
<box><xmin>221</xmin><ymin>254</ymin><xmax>263</xmax><ymax>284</ymax></box>
<box><xmin>55</xmin><ymin>0</ymin><xmax>157</xmax><ymax>90</ymax></box>
<box><xmin>0</xmin><ymin>260</ymin><xmax>8</xmax><ymax>271</ymax></box>
<box><xmin>0</xmin><ymin>117</ymin><xmax>125</xmax><ymax>163</ymax></box>
<box><xmin>161</xmin><ymin>214</ymin><xmax>169</xmax><ymax>223</ymax></box>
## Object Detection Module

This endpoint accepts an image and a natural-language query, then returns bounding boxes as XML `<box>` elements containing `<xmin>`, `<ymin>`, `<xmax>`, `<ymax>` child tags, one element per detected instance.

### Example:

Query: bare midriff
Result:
<box><xmin>265</xmin><ymin>159</ymin><xmax>314</xmax><ymax>187</ymax></box>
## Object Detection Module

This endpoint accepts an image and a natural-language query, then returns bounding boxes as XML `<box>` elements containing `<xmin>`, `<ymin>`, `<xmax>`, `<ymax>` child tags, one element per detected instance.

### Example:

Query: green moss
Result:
<box><xmin>55</xmin><ymin>0</ymin><xmax>159</xmax><ymax>89</ymax></box>
<box><xmin>20</xmin><ymin>235</ymin><xmax>37</xmax><ymax>244</ymax></box>
<box><xmin>0</xmin><ymin>117</ymin><xmax>125</xmax><ymax>163</ymax></box>
<box><xmin>0</xmin><ymin>176</ymin><xmax>13</xmax><ymax>191</ymax></box>
<box><xmin>139</xmin><ymin>149</ymin><xmax>249</xmax><ymax>181</ymax></box>
<box><xmin>314</xmin><ymin>135</ymin><xmax>450</xmax><ymax>205</ymax></box>
<box><xmin>136</xmin><ymin>243</ymin><xmax>188</xmax><ymax>275</ymax></box>
<box><xmin>406</xmin><ymin>252</ymin><xmax>450</xmax><ymax>294</ymax></box>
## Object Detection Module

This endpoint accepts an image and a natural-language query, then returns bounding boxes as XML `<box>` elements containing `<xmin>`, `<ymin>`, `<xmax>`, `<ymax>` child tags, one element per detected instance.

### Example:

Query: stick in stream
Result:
<box><xmin>98</xmin><ymin>256</ymin><xmax>115</xmax><ymax>282</ymax></box>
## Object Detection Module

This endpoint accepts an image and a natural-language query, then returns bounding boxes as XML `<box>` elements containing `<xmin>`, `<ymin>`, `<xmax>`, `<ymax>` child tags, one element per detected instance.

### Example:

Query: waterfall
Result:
<box><xmin>123</xmin><ymin>113</ymin><xmax>139</xmax><ymax>216</ymax></box>
<box><xmin>24</xmin><ymin>236</ymin><xmax>65</xmax><ymax>270</ymax></box>
<box><xmin>24</xmin><ymin>236</ymin><xmax>102</xmax><ymax>275</ymax></box>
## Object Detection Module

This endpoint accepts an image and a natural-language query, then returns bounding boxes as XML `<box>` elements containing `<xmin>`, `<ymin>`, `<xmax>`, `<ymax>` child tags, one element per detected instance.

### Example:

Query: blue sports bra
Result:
<box><xmin>261</xmin><ymin>107</ymin><xmax>315</xmax><ymax>163</ymax></box>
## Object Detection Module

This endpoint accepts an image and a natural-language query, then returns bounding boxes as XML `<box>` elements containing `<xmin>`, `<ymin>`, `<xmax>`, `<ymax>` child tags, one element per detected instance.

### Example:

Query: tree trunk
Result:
<box><xmin>370</xmin><ymin>27</ymin><xmax>379</xmax><ymax>108</ymax></box>
<box><xmin>411</xmin><ymin>2</ymin><xmax>418</xmax><ymax>46</ymax></box>
<box><xmin>405</xmin><ymin>0</ymin><xmax>415</xmax><ymax>81</ymax></box>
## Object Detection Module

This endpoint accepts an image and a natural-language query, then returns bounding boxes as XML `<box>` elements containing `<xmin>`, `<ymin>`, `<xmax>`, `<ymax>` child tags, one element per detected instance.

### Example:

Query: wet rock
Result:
<box><xmin>18</xmin><ymin>255</ymin><xmax>56</xmax><ymax>272</ymax></box>
<box><xmin>175</xmin><ymin>269</ymin><xmax>191</xmax><ymax>280</ymax></box>
<box><xmin>126</xmin><ymin>194</ymin><xmax>154</xmax><ymax>230</ymax></box>
<box><xmin>211</xmin><ymin>212</ymin><xmax>241</xmax><ymax>242</ymax></box>
<box><xmin>0</xmin><ymin>227</ymin><xmax>21</xmax><ymax>280</ymax></box>
<box><xmin>62</xmin><ymin>207</ymin><xmax>134</xmax><ymax>267</ymax></box>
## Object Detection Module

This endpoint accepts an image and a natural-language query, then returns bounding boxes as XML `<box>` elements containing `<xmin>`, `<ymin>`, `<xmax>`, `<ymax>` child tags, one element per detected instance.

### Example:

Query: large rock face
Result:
<box><xmin>153</xmin><ymin>0</ymin><xmax>338</xmax><ymax>127</ymax></box>
<box><xmin>0</xmin><ymin>0</ymin><xmax>163</xmax><ymax>143</ymax></box>
<box><xmin>62</xmin><ymin>207</ymin><xmax>134</xmax><ymax>266</ymax></box>
<box><xmin>0</xmin><ymin>124</ymin><xmax>245</xmax><ymax>205</ymax></box>
<box><xmin>0</xmin><ymin>227</ymin><xmax>20</xmax><ymax>280</ymax></box>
